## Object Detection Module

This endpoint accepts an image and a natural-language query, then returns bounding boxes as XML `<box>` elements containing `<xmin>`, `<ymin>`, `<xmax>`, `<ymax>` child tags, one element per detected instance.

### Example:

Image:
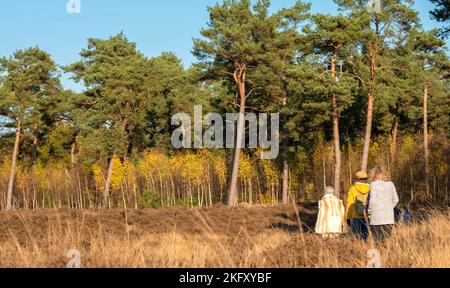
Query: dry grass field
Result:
<box><xmin>0</xmin><ymin>205</ymin><xmax>449</xmax><ymax>268</ymax></box>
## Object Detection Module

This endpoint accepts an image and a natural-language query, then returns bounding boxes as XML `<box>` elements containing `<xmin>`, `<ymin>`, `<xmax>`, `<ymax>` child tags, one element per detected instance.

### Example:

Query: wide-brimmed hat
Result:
<box><xmin>356</xmin><ymin>171</ymin><xmax>368</xmax><ymax>180</ymax></box>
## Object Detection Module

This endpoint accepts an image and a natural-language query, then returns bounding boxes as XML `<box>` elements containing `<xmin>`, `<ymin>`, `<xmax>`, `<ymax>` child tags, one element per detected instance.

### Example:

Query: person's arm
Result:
<box><xmin>392</xmin><ymin>182</ymin><xmax>399</xmax><ymax>207</ymax></box>
<box><xmin>339</xmin><ymin>199</ymin><xmax>346</xmax><ymax>229</ymax></box>
<box><xmin>315</xmin><ymin>200</ymin><xmax>324</xmax><ymax>233</ymax></box>
<box><xmin>368</xmin><ymin>183</ymin><xmax>376</xmax><ymax>212</ymax></box>
<box><xmin>345</xmin><ymin>188</ymin><xmax>354</xmax><ymax>220</ymax></box>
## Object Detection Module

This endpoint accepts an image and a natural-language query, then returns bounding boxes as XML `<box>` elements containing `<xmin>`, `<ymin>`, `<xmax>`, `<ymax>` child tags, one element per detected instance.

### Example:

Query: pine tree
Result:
<box><xmin>66</xmin><ymin>33</ymin><xmax>149</xmax><ymax>207</ymax></box>
<box><xmin>335</xmin><ymin>0</ymin><xmax>419</xmax><ymax>172</ymax></box>
<box><xmin>305</xmin><ymin>13</ymin><xmax>359</xmax><ymax>197</ymax></box>
<box><xmin>194</xmin><ymin>0</ymin><xmax>272</xmax><ymax>206</ymax></box>
<box><xmin>430</xmin><ymin>0</ymin><xmax>450</xmax><ymax>37</ymax></box>
<box><xmin>0</xmin><ymin>48</ymin><xmax>60</xmax><ymax>210</ymax></box>
<box><xmin>252</xmin><ymin>1</ymin><xmax>310</xmax><ymax>204</ymax></box>
<box><xmin>410</xmin><ymin>29</ymin><xmax>449</xmax><ymax>198</ymax></box>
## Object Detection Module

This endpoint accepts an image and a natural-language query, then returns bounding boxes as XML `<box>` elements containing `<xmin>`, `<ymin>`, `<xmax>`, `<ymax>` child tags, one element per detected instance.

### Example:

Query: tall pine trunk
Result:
<box><xmin>281</xmin><ymin>154</ymin><xmax>289</xmax><ymax>204</ymax></box>
<box><xmin>103</xmin><ymin>155</ymin><xmax>115</xmax><ymax>208</ymax></box>
<box><xmin>361</xmin><ymin>49</ymin><xmax>377</xmax><ymax>173</ymax></box>
<box><xmin>281</xmin><ymin>94</ymin><xmax>289</xmax><ymax>205</ymax></box>
<box><xmin>32</xmin><ymin>124</ymin><xmax>38</xmax><ymax>163</ymax></box>
<box><xmin>331</xmin><ymin>52</ymin><xmax>341</xmax><ymax>198</ymax></box>
<box><xmin>423</xmin><ymin>82</ymin><xmax>430</xmax><ymax>197</ymax></box>
<box><xmin>361</xmin><ymin>15</ymin><xmax>379</xmax><ymax>173</ymax></box>
<box><xmin>361</xmin><ymin>92</ymin><xmax>374</xmax><ymax>172</ymax></box>
<box><xmin>103</xmin><ymin>119</ymin><xmax>128</xmax><ymax>207</ymax></box>
<box><xmin>6</xmin><ymin>121</ymin><xmax>21</xmax><ymax>211</ymax></box>
<box><xmin>71</xmin><ymin>141</ymin><xmax>77</xmax><ymax>170</ymax></box>
<box><xmin>390</xmin><ymin>118</ymin><xmax>399</xmax><ymax>164</ymax></box>
<box><xmin>228</xmin><ymin>80</ymin><xmax>246</xmax><ymax>206</ymax></box>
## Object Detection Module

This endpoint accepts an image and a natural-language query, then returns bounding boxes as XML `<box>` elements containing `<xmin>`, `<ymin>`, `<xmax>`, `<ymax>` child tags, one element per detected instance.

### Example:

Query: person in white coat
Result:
<box><xmin>315</xmin><ymin>186</ymin><xmax>346</xmax><ymax>238</ymax></box>
<box><xmin>368</xmin><ymin>166</ymin><xmax>399</xmax><ymax>242</ymax></box>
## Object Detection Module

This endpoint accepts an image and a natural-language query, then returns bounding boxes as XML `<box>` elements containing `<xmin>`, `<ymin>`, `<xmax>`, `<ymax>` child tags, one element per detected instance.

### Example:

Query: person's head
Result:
<box><xmin>324</xmin><ymin>186</ymin><xmax>335</xmax><ymax>196</ymax></box>
<box><xmin>355</xmin><ymin>171</ymin><xmax>368</xmax><ymax>183</ymax></box>
<box><xmin>369</xmin><ymin>165</ymin><xmax>390</xmax><ymax>182</ymax></box>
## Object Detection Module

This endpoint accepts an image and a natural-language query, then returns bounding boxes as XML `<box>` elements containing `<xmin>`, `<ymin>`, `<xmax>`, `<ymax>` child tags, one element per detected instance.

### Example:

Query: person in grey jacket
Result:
<box><xmin>368</xmin><ymin>166</ymin><xmax>399</xmax><ymax>242</ymax></box>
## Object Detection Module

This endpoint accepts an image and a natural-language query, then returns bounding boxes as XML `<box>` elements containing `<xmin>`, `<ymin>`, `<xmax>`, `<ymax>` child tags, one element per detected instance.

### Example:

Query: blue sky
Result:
<box><xmin>0</xmin><ymin>0</ymin><xmax>447</xmax><ymax>92</ymax></box>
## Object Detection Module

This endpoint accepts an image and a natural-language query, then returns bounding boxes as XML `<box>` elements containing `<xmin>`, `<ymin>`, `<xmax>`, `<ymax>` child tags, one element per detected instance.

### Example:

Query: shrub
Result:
<box><xmin>139</xmin><ymin>189</ymin><xmax>162</xmax><ymax>209</ymax></box>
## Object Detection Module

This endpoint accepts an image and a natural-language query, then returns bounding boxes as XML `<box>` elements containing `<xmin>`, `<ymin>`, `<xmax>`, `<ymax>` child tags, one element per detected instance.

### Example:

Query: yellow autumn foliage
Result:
<box><xmin>111</xmin><ymin>157</ymin><xmax>125</xmax><ymax>191</ymax></box>
<box><xmin>180</xmin><ymin>153</ymin><xmax>206</xmax><ymax>187</ymax></box>
<box><xmin>0</xmin><ymin>159</ymin><xmax>11</xmax><ymax>179</ymax></box>
<box><xmin>0</xmin><ymin>131</ymin><xmax>448</xmax><ymax>209</ymax></box>
<box><xmin>124</xmin><ymin>160</ymin><xmax>137</xmax><ymax>184</ymax></box>
<box><xmin>139</xmin><ymin>150</ymin><xmax>171</xmax><ymax>179</ymax></box>
<box><xmin>34</xmin><ymin>163</ymin><xmax>51</xmax><ymax>191</ymax></box>
<box><xmin>239</xmin><ymin>152</ymin><xmax>255</xmax><ymax>179</ymax></box>
<box><xmin>91</xmin><ymin>157</ymin><xmax>137</xmax><ymax>192</ymax></box>
<box><xmin>261</xmin><ymin>159</ymin><xmax>279</xmax><ymax>187</ymax></box>
<box><xmin>212</xmin><ymin>156</ymin><xmax>227</xmax><ymax>186</ymax></box>
<box><xmin>15</xmin><ymin>165</ymin><xmax>28</xmax><ymax>191</ymax></box>
<box><xmin>92</xmin><ymin>163</ymin><xmax>105</xmax><ymax>192</ymax></box>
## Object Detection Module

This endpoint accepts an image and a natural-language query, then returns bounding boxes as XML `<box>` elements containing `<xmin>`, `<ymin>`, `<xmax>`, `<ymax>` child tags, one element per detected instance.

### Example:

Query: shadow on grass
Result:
<box><xmin>271</xmin><ymin>203</ymin><xmax>319</xmax><ymax>233</ymax></box>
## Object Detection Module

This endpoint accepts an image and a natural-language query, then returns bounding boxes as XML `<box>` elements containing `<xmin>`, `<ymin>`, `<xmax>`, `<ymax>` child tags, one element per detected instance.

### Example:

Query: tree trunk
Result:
<box><xmin>248</xmin><ymin>178</ymin><xmax>253</xmax><ymax>205</ymax></box>
<box><xmin>361</xmin><ymin>92</ymin><xmax>374</xmax><ymax>172</ymax></box>
<box><xmin>71</xmin><ymin>141</ymin><xmax>77</xmax><ymax>170</ymax></box>
<box><xmin>322</xmin><ymin>140</ymin><xmax>327</xmax><ymax>190</ymax></box>
<box><xmin>332</xmin><ymin>97</ymin><xmax>341</xmax><ymax>197</ymax></box>
<box><xmin>6</xmin><ymin>121</ymin><xmax>21</xmax><ymax>211</ymax></box>
<box><xmin>423</xmin><ymin>83</ymin><xmax>430</xmax><ymax>197</ymax></box>
<box><xmin>103</xmin><ymin>156</ymin><xmax>114</xmax><ymax>208</ymax></box>
<box><xmin>282</xmin><ymin>155</ymin><xmax>289</xmax><ymax>204</ymax></box>
<box><xmin>390</xmin><ymin>118</ymin><xmax>399</xmax><ymax>164</ymax></box>
<box><xmin>361</xmin><ymin>16</ymin><xmax>379</xmax><ymax>173</ymax></box>
<box><xmin>33</xmin><ymin>124</ymin><xmax>38</xmax><ymax>163</ymax></box>
<box><xmin>102</xmin><ymin>118</ymin><xmax>128</xmax><ymax>207</ymax></box>
<box><xmin>278</xmin><ymin>69</ymin><xmax>290</xmax><ymax>205</ymax></box>
<box><xmin>227</xmin><ymin>85</ymin><xmax>246</xmax><ymax>206</ymax></box>
<box><xmin>331</xmin><ymin>52</ymin><xmax>341</xmax><ymax>198</ymax></box>
<box><xmin>281</xmin><ymin>94</ymin><xmax>289</xmax><ymax>205</ymax></box>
